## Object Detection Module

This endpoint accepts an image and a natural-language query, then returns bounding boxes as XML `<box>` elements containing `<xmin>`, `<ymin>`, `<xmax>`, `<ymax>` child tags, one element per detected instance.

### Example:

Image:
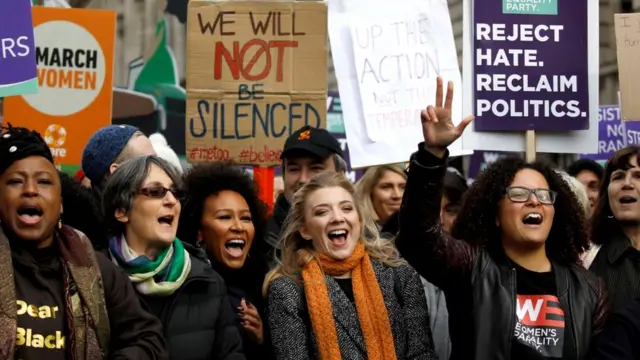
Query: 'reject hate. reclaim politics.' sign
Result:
<box><xmin>472</xmin><ymin>0</ymin><xmax>589</xmax><ymax>131</ymax></box>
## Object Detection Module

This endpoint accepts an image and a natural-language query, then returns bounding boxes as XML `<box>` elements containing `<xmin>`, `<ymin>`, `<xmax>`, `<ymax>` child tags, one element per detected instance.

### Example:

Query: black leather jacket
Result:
<box><xmin>395</xmin><ymin>144</ymin><xmax>609</xmax><ymax>360</ymax></box>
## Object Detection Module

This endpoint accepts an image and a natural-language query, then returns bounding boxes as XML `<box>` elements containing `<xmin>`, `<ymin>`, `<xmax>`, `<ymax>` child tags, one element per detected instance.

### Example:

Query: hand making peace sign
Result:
<box><xmin>421</xmin><ymin>76</ymin><xmax>474</xmax><ymax>157</ymax></box>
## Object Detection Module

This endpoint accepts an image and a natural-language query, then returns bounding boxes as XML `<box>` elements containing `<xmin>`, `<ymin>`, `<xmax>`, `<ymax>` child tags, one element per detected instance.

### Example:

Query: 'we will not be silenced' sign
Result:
<box><xmin>185</xmin><ymin>0</ymin><xmax>327</xmax><ymax>166</ymax></box>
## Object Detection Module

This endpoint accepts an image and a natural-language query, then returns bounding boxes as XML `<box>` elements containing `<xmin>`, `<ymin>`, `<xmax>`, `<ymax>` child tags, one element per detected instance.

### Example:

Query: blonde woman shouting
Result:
<box><xmin>264</xmin><ymin>171</ymin><xmax>437</xmax><ymax>360</ymax></box>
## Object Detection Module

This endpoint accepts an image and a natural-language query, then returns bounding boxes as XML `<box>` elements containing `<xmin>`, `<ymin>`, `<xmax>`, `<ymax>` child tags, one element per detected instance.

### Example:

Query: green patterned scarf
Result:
<box><xmin>108</xmin><ymin>236</ymin><xmax>191</xmax><ymax>296</ymax></box>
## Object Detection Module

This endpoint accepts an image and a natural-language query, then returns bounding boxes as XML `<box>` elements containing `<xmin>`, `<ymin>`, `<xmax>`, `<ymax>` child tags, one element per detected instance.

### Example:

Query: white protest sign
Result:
<box><xmin>350</xmin><ymin>16</ymin><xmax>439</xmax><ymax>142</ymax></box>
<box><xmin>329</xmin><ymin>0</ymin><xmax>470</xmax><ymax>169</ymax></box>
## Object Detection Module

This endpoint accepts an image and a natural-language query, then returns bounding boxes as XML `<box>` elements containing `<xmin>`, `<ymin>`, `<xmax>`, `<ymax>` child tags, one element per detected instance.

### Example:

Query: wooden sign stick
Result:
<box><xmin>525</xmin><ymin>130</ymin><xmax>536</xmax><ymax>162</ymax></box>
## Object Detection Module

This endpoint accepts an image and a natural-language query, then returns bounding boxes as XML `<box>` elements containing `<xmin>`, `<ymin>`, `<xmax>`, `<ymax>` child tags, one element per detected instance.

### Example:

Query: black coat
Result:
<box><xmin>396</xmin><ymin>145</ymin><xmax>609</xmax><ymax>360</ymax></box>
<box><xmin>106</xmin><ymin>244</ymin><xmax>246</xmax><ymax>360</ymax></box>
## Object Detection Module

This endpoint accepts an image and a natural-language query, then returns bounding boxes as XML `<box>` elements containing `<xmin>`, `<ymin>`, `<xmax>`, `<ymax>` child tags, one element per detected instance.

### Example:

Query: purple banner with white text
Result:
<box><xmin>472</xmin><ymin>0</ymin><xmax>589</xmax><ymax>131</ymax></box>
<box><xmin>468</xmin><ymin>150</ymin><xmax>520</xmax><ymax>183</ymax></box>
<box><xmin>580</xmin><ymin>105</ymin><xmax>624</xmax><ymax>164</ymax></box>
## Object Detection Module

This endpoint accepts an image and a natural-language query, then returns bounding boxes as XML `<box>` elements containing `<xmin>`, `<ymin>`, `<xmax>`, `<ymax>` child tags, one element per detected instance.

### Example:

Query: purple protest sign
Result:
<box><xmin>625</xmin><ymin>121</ymin><xmax>640</xmax><ymax>147</ymax></box>
<box><xmin>472</xmin><ymin>0</ymin><xmax>589</xmax><ymax>131</ymax></box>
<box><xmin>0</xmin><ymin>0</ymin><xmax>38</xmax><ymax>97</ymax></box>
<box><xmin>580</xmin><ymin>106</ymin><xmax>624</xmax><ymax>162</ymax></box>
<box><xmin>467</xmin><ymin>150</ymin><xmax>519</xmax><ymax>183</ymax></box>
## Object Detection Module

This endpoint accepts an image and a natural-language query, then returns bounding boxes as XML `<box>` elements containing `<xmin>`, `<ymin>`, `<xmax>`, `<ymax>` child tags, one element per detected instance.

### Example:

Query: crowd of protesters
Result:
<box><xmin>2</xmin><ymin>77</ymin><xmax>640</xmax><ymax>359</ymax></box>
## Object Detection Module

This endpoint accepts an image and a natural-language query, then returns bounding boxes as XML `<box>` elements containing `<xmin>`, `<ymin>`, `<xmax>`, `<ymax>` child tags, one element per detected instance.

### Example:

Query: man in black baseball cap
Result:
<box><xmin>263</xmin><ymin>125</ymin><xmax>347</xmax><ymax>262</ymax></box>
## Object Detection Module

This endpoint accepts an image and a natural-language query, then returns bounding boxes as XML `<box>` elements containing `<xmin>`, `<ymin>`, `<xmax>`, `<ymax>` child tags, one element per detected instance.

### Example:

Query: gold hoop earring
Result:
<box><xmin>58</xmin><ymin>218</ymin><xmax>62</xmax><ymax>229</ymax></box>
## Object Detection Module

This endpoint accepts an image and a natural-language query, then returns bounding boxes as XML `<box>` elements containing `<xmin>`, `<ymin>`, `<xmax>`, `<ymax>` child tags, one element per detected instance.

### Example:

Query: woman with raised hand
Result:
<box><xmin>265</xmin><ymin>171</ymin><xmax>437</xmax><ymax>360</ymax></box>
<box><xmin>395</xmin><ymin>77</ymin><xmax>609</xmax><ymax>360</ymax></box>
<box><xmin>179</xmin><ymin>162</ymin><xmax>273</xmax><ymax>359</ymax></box>
<box><xmin>0</xmin><ymin>124</ymin><xmax>168</xmax><ymax>359</ymax></box>
<box><xmin>102</xmin><ymin>155</ymin><xmax>245</xmax><ymax>360</ymax></box>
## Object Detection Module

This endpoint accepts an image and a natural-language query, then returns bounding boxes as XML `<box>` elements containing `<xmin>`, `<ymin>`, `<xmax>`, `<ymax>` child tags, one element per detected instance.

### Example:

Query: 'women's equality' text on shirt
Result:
<box><xmin>512</xmin><ymin>263</ymin><xmax>565</xmax><ymax>360</ymax></box>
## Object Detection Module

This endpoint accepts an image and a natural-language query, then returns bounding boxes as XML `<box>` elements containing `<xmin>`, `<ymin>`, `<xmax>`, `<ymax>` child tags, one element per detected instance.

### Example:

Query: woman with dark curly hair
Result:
<box><xmin>395</xmin><ymin>77</ymin><xmax>609</xmax><ymax>360</ymax></box>
<box><xmin>178</xmin><ymin>162</ymin><xmax>273</xmax><ymax>359</ymax></box>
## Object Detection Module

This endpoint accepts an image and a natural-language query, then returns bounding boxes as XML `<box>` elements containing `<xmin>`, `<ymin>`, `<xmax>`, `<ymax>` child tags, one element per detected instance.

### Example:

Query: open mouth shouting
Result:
<box><xmin>224</xmin><ymin>239</ymin><xmax>246</xmax><ymax>258</ymax></box>
<box><xmin>619</xmin><ymin>195</ymin><xmax>638</xmax><ymax>206</ymax></box>
<box><xmin>17</xmin><ymin>204</ymin><xmax>44</xmax><ymax>226</ymax></box>
<box><xmin>522</xmin><ymin>212</ymin><xmax>543</xmax><ymax>227</ymax></box>
<box><xmin>158</xmin><ymin>214</ymin><xmax>175</xmax><ymax>227</ymax></box>
<box><xmin>327</xmin><ymin>229</ymin><xmax>349</xmax><ymax>248</ymax></box>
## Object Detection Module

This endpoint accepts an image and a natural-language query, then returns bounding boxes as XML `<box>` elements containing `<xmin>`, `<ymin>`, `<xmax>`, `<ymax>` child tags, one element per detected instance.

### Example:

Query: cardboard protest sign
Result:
<box><xmin>472</xmin><ymin>0</ymin><xmax>589</xmax><ymax>131</ymax></box>
<box><xmin>186</xmin><ymin>0</ymin><xmax>327</xmax><ymax>166</ymax></box>
<box><xmin>579</xmin><ymin>106</ymin><xmax>625</xmax><ymax>162</ymax></box>
<box><xmin>4</xmin><ymin>7</ymin><xmax>116</xmax><ymax>165</ymax></box>
<box><xmin>615</xmin><ymin>14</ymin><xmax>640</xmax><ymax>122</ymax></box>
<box><xmin>272</xmin><ymin>92</ymin><xmax>365</xmax><ymax>182</ymax></box>
<box><xmin>0</xmin><ymin>0</ymin><xmax>38</xmax><ymax>97</ymax></box>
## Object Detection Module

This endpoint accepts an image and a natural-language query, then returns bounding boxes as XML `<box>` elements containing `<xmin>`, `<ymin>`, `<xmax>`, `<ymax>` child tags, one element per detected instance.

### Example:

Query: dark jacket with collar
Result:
<box><xmin>395</xmin><ymin>144</ymin><xmax>609</xmax><ymax>360</ymax></box>
<box><xmin>590</xmin><ymin>233</ymin><xmax>640</xmax><ymax>312</ymax></box>
<box><xmin>264</xmin><ymin>194</ymin><xmax>290</xmax><ymax>265</ymax></box>
<box><xmin>267</xmin><ymin>260</ymin><xmax>438</xmax><ymax>360</ymax></box>
<box><xmin>106</xmin><ymin>243</ymin><xmax>246</xmax><ymax>360</ymax></box>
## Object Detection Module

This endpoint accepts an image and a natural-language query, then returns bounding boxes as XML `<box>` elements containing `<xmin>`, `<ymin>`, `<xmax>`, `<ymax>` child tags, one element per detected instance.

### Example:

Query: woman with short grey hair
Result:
<box><xmin>102</xmin><ymin>155</ymin><xmax>246</xmax><ymax>360</ymax></box>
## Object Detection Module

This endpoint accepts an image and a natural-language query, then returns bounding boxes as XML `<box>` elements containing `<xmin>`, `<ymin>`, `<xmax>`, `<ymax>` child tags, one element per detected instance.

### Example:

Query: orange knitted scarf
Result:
<box><xmin>301</xmin><ymin>242</ymin><xmax>397</xmax><ymax>360</ymax></box>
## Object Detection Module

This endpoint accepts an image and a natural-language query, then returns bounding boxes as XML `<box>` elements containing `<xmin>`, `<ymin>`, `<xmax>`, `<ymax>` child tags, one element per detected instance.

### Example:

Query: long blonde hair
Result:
<box><xmin>263</xmin><ymin>171</ymin><xmax>404</xmax><ymax>296</ymax></box>
<box><xmin>354</xmin><ymin>165</ymin><xmax>407</xmax><ymax>223</ymax></box>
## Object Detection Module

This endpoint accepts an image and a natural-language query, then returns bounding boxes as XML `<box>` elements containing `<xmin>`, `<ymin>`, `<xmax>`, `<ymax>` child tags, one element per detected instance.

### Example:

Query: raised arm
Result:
<box><xmin>395</xmin><ymin>76</ymin><xmax>476</xmax><ymax>290</ymax></box>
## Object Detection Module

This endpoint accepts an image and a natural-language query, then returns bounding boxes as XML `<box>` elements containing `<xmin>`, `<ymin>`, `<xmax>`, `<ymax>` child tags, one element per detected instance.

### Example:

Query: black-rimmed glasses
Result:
<box><xmin>505</xmin><ymin>186</ymin><xmax>557</xmax><ymax>205</ymax></box>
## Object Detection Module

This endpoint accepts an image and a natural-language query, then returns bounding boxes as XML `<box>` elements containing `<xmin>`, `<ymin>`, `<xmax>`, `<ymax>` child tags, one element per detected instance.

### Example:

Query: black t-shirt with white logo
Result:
<box><xmin>512</xmin><ymin>263</ymin><xmax>565</xmax><ymax>360</ymax></box>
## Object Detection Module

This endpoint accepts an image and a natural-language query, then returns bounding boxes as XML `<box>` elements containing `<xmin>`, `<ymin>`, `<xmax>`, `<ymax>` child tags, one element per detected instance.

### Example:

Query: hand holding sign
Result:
<box><xmin>421</xmin><ymin>77</ymin><xmax>473</xmax><ymax>157</ymax></box>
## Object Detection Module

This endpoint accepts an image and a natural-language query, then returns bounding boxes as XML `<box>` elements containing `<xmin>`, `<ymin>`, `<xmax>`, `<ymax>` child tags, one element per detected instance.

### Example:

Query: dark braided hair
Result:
<box><xmin>0</xmin><ymin>123</ymin><xmax>53</xmax><ymax>176</ymax></box>
<box><xmin>451</xmin><ymin>157</ymin><xmax>589</xmax><ymax>265</ymax></box>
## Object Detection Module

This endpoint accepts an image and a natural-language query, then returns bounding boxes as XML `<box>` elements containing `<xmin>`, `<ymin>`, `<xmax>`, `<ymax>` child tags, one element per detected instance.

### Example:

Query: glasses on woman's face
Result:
<box><xmin>505</xmin><ymin>186</ymin><xmax>557</xmax><ymax>205</ymax></box>
<box><xmin>138</xmin><ymin>186</ymin><xmax>184</xmax><ymax>200</ymax></box>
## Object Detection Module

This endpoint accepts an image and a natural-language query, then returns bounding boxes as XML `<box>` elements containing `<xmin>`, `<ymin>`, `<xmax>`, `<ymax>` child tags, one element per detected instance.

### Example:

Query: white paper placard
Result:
<box><xmin>329</xmin><ymin>0</ymin><xmax>471</xmax><ymax>168</ymax></box>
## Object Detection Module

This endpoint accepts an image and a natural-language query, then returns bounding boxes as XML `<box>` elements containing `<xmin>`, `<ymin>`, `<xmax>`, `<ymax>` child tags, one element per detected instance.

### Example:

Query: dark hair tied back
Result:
<box><xmin>0</xmin><ymin>123</ymin><xmax>53</xmax><ymax>175</ymax></box>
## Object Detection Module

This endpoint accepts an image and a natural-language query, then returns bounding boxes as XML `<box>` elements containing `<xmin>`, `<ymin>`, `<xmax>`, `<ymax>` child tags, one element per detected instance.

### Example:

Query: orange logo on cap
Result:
<box><xmin>298</xmin><ymin>130</ymin><xmax>311</xmax><ymax>140</ymax></box>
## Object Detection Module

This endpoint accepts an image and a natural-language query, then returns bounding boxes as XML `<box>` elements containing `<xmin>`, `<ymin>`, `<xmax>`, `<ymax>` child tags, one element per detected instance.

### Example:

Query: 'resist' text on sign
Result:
<box><xmin>185</xmin><ymin>0</ymin><xmax>327</xmax><ymax>166</ymax></box>
<box><xmin>472</xmin><ymin>3</ymin><xmax>590</xmax><ymax>132</ymax></box>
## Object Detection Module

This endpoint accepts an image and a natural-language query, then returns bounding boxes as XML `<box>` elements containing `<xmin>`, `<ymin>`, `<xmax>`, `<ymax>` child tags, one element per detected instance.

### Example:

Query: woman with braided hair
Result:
<box><xmin>264</xmin><ymin>171</ymin><xmax>437</xmax><ymax>360</ymax></box>
<box><xmin>0</xmin><ymin>124</ymin><xmax>168</xmax><ymax>360</ymax></box>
